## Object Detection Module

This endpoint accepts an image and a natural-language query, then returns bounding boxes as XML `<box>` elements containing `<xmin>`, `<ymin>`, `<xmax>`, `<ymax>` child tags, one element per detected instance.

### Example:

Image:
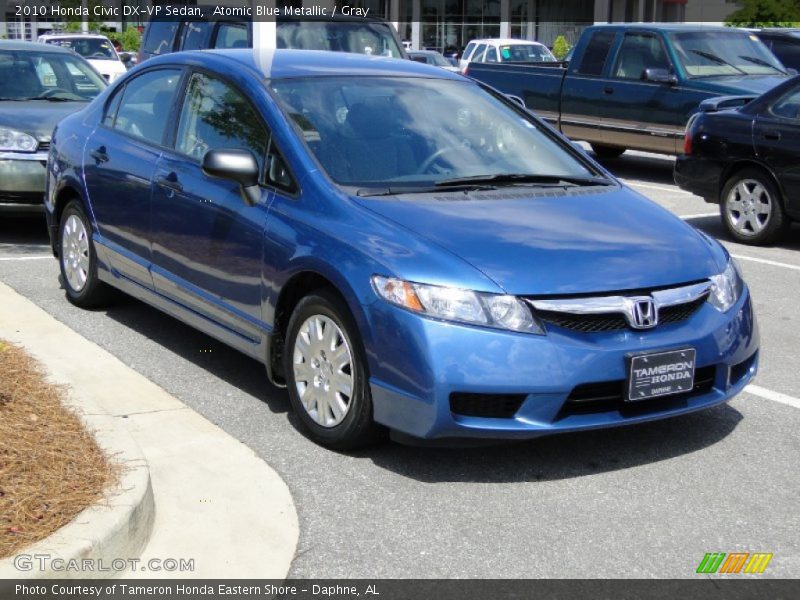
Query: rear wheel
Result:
<box><xmin>720</xmin><ymin>168</ymin><xmax>789</xmax><ymax>245</ymax></box>
<box><xmin>590</xmin><ymin>144</ymin><xmax>626</xmax><ymax>159</ymax></box>
<box><xmin>58</xmin><ymin>201</ymin><xmax>114</xmax><ymax>308</ymax></box>
<box><xmin>284</xmin><ymin>290</ymin><xmax>382</xmax><ymax>449</ymax></box>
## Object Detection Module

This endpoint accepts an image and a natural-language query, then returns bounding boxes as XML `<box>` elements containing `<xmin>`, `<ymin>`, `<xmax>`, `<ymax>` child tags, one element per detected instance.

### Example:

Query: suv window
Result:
<box><xmin>462</xmin><ymin>42</ymin><xmax>476</xmax><ymax>61</ymax></box>
<box><xmin>179</xmin><ymin>21</ymin><xmax>212</xmax><ymax>51</ymax></box>
<box><xmin>486</xmin><ymin>47</ymin><xmax>498</xmax><ymax>63</ymax></box>
<box><xmin>142</xmin><ymin>21</ymin><xmax>179</xmax><ymax>56</ymax></box>
<box><xmin>175</xmin><ymin>72</ymin><xmax>268</xmax><ymax>171</ymax></box>
<box><xmin>111</xmin><ymin>69</ymin><xmax>182</xmax><ymax>143</ymax></box>
<box><xmin>214</xmin><ymin>23</ymin><xmax>248</xmax><ymax>49</ymax></box>
<box><xmin>576</xmin><ymin>30</ymin><xmax>616</xmax><ymax>76</ymax></box>
<box><xmin>472</xmin><ymin>43</ymin><xmax>487</xmax><ymax>62</ymax></box>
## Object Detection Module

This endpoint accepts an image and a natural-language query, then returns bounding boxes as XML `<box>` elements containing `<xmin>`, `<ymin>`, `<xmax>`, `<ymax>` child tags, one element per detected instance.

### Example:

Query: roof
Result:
<box><xmin>0</xmin><ymin>39</ymin><xmax>75</xmax><ymax>54</ymax></box>
<box><xmin>150</xmin><ymin>48</ymin><xmax>463</xmax><ymax>81</ymax></box>
<box><xmin>39</xmin><ymin>33</ymin><xmax>110</xmax><ymax>39</ymax></box>
<box><xmin>468</xmin><ymin>38</ymin><xmax>547</xmax><ymax>46</ymax></box>
<box><xmin>588</xmin><ymin>23</ymin><xmax>738</xmax><ymax>33</ymax></box>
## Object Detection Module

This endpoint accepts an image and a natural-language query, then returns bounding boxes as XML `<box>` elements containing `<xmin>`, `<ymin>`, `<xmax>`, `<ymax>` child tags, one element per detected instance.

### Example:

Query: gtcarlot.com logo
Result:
<box><xmin>696</xmin><ymin>552</ymin><xmax>773</xmax><ymax>574</ymax></box>
<box><xmin>14</xmin><ymin>554</ymin><xmax>195</xmax><ymax>573</ymax></box>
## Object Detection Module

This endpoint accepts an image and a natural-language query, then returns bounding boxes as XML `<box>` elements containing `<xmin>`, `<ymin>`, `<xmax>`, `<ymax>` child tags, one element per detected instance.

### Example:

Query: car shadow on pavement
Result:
<box><xmin>682</xmin><ymin>215</ymin><xmax>800</xmax><ymax>249</ymax></box>
<box><xmin>101</xmin><ymin>298</ymin><xmax>290</xmax><ymax>415</ymax></box>
<box><xmin>0</xmin><ymin>215</ymin><xmax>50</xmax><ymax>256</ymax></box>
<box><xmin>593</xmin><ymin>152</ymin><xmax>675</xmax><ymax>187</ymax></box>
<box><xmin>363</xmin><ymin>404</ymin><xmax>743</xmax><ymax>483</ymax></box>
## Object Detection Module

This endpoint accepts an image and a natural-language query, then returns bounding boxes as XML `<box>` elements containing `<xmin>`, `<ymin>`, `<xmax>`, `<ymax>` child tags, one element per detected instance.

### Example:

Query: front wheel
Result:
<box><xmin>590</xmin><ymin>144</ymin><xmax>626</xmax><ymax>159</ymax></box>
<box><xmin>284</xmin><ymin>290</ymin><xmax>382</xmax><ymax>449</ymax></box>
<box><xmin>58</xmin><ymin>200</ymin><xmax>114</xmax><ymax>308</ymax></box>
<box><xmin>720</xmin><ymin>168</ymin><xmax>789</xmax><ymax>246</ymax></box>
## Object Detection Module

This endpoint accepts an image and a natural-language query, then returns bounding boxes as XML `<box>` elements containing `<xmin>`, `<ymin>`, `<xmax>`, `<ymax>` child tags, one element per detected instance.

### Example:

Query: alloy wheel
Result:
<box><xmin>725</xmin><ymin>179</ymin><xmax>772</xmax><ymax>237</ymax></box>
<box><xmin>61</xmin><ymin>214</ymin><xmax>90</xmax><ymax>292</ymax></box>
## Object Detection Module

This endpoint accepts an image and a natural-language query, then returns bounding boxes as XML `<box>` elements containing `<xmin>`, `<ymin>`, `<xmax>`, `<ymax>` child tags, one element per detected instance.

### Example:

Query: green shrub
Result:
<box><xmin>552</xmin><ymin>35</ymin><xmax>571</xmax><ymax>61</ymax></box>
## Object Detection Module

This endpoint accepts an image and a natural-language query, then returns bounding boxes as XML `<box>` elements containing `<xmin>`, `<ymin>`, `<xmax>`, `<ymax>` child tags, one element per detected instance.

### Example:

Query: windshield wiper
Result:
<box><xmin>434</xmin><ymin>173</ymin><xmax>613</xmax><ymax>188</ymax></box>
<box><xmin>690</xmin><ymin>50</ymin><xmax>748</xmax><ymax>75</ymax></box>
<box><xmin>356</xmin><ymin>183</ymin><xmax>497</xmax><ymax>197</ymax></box>
<box><xmin>739</xmin><ymin>55</ymin><xmax>788</xmax><ymax>75</ymax></box>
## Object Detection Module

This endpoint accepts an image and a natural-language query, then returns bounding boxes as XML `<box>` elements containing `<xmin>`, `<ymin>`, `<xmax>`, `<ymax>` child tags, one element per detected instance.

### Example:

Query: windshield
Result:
<box><xmin>276</xmin><ymin>22</ymin><xmax>403</xmax><ymax>58</ymax></box>
<box><xmin>0</xmin><ymin>50</ymin><xmax>106</xmax><ymax>101</ymax></box>
<box><xmin>46</xmin><ymin>37</ymin><xmax>118</xmax><ymax>60</ymax></box>
<box><xmin>270</xmin><ymin>76</ymin><xmax>594</xmax><ymax>189</ymax></box>
<box><xmin>500</xmin><ymin>44</ymin><xmax>557</xmax><ymax>63</ymax></box>
<box><xmin>671</xmin><ymin>31</ymin><xmax>786</xmax><ymax>77</ymax></box>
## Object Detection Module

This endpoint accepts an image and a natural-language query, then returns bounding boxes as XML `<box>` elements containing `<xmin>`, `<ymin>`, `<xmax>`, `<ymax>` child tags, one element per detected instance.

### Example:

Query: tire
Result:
<box><xmin>284</xmin><ymin>290</ymin><xmax>383</xmax><ymax>450</ymax></box>
<box><xmin>590</xmin><ymin>144</ymin><xmax>626</xmax><ymax>159</ymax></box>
<box><xmin>720</xmin><ymin>168</ymin><xmax>789</xmax><ymax>246</ymax></box>
<box><xmin>58</xmin><ymin>200</ymin><xmax>114</xmax><ymax>308</ymax></box>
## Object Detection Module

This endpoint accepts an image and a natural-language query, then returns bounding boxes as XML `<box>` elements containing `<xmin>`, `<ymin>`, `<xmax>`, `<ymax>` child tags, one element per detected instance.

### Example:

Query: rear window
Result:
<box><xmin>576</xmin><ymin>30</ymin><xmax>616</xmax><ymax>76</ymax></box>
<box><xmin>142</xmin><ymin>21</ymin><xmax>179</xmax><ymax>56</ymax></box>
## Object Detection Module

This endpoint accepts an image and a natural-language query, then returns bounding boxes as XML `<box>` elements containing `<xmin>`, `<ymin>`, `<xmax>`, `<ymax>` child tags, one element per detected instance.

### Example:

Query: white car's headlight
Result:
<box><xmin>372</xmin><ymin>276</ymin><xmax>544</xmax><ymax>334</ymax></box>
<box><xmin>708</xmin><ymin>259</ymin><xmax>744</xmax><ymax>312</ymax></box>
<box><xmin>0</xmin><ymin>127</ymin><xmax>39</xmax><ymax>152</ymax></box>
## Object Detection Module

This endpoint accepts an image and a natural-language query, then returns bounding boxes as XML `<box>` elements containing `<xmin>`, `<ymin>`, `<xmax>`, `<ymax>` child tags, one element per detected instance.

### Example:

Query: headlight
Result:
<box><xmin>371</xmin><ymin>276</ymin><xmax>544</xmax><ymax>334</ymax></box>
<box><xmin>0</xmin><ymin>127</ymin><xmax>39</xmax><ymax>152</ymax></box>
<box><xmin>708</xmin><ymin>259</ymin><xmax>744</xmax><ymax>312</ymax></box>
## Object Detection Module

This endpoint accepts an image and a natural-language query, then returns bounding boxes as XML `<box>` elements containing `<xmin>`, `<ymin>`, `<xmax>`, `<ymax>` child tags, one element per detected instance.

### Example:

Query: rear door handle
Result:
<box><xmin>603</xmin><ymin>87</ymin><xmax>614</xmax><ymax>95</ymax></box>
<box><xmin>89</xmin><ymin>146</ymin><xmax>108</xmax><ymax>163</ymax></box>
<box><xmin>155</xmin><ymin>172</ymin><xmax>183</xmax><ymax>193</ymax></box>
<box><xmin>763</xmin><ymin>130</ymin><xmax>782</xmax><ymax>141</ymax></box>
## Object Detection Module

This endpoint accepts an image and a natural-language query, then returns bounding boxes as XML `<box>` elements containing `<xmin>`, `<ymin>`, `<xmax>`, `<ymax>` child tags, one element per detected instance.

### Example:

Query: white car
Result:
<box><xmin>37</xmin><ymin>33</ymin><xmax>127</xmax><ymax>83</ymax></box>
<box><xmin>459</xmin><ymin>38</ymin><xmax>557</xmax><ymax>73</ymax></box>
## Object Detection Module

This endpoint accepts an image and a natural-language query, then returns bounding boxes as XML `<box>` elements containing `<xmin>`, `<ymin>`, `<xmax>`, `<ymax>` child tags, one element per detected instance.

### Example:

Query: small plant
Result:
<box><xmin>552</xmin><ymin>35</ymin><xmax>571</xmax><ymax>61</ymax></box>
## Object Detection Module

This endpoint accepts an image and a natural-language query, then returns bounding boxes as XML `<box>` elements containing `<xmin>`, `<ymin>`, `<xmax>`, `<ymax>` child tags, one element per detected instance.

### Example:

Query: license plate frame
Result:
<box><xmin>626</xmin><ymin>348</ymin><xmax>696</xmax><ymax>402</ymax></box>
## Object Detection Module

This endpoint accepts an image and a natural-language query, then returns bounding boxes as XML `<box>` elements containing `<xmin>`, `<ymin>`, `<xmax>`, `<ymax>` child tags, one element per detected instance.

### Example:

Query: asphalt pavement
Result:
<box><xmin>1</xmin><ymin>150</ymin><xmax>797</xmax><ymax>578</ymax></box>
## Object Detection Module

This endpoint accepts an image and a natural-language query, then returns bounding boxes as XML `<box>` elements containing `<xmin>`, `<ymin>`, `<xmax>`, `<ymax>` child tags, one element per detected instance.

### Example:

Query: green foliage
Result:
<box><xmin>552</xmin><ymin>35</ymin><xmax>571</xmax><ymax>60</ymax></box>
<box><xmin>725</xmin><ymin>0</ymin><xmax>800</xmax><ymax>27</ymax></box>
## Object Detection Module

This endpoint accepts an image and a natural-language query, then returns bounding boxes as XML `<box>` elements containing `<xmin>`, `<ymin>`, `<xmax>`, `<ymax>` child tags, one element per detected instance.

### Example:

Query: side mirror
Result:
<box><xmin>119</xmin><ymin>52</ymin><xmax>132</xmax><ymax>63</ymax></box>
<box><xmin>202</xmin><ymin>149</ymin><xmax>261</xmax><ymax>206</ymax></box>
<box><xmin>644</xmin><ymin>68</ymin><xmax>678</xmax><ymax>85</ymax></box>
<box><xmin>506</xmin><ymin>94</ymin><xmax>526</xmax><ymax>108</ymax></box>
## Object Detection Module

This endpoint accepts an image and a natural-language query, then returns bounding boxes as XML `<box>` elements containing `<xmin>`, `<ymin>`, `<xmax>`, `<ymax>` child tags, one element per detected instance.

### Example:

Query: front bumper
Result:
<box><xmin>363</xmin><ymin>289</ymin><xmax>758</xmax><ymax>440</ymax></box>
<box><xmin>0</xmin><ymin>152</ymin><xmax>48</xmax><ymax>212</ymax></box>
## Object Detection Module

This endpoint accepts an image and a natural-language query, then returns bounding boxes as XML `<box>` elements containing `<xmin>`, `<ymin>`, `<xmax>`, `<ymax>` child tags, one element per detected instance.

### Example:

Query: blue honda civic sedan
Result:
<box><xmin>45</xmin><ymin>49</ymin><xmax>759</xmax><ymax>449</ymax></box>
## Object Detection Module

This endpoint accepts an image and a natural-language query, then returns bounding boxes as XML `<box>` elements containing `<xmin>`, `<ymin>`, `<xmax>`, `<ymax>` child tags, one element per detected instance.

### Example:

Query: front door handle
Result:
<box><xmin>89</xmin><ymin>146</ymin><xmax>108</xmax><ymax>163</ymax></box>
<box><xmin>155</xmin><ymin>172</ymin><xmax>183</xmax><ymax>193</ymax></box>
<box><xmin>763</xmin><ymin>130</ymin><xmax>782</xmax><ymax>141</ymax></box>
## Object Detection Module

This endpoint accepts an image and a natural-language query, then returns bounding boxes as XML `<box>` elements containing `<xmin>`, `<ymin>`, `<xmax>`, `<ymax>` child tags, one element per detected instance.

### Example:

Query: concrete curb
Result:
<box><xmin>0</xmin><ymin>280</ymin><xmax>299</xmax><ymax>578</ymax></box>
<box><xmin>0</xmin><ymin>390</ymin><xmax>155</xmax><ymax>580</ymax></box>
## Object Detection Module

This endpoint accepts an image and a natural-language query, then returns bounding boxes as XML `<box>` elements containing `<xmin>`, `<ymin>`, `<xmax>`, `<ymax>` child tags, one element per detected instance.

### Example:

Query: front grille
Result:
<box><xmin>536</xmin><ymin>296</ymin><xmax>706</xmax><ymax>334</ymax></box>
<box><xmin>450</xmin><ymin>392</ymin><xmax>526</xmax><ymax>419</ymax></box>
<box><xmin>558</xmin><ymin>365</ymin><xmax>717</xmax><ymax>418</ymax></box>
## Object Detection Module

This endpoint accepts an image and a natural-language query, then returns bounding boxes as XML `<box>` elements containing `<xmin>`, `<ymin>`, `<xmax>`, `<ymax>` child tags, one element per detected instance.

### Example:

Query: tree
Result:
<box><xmin>725</xmin><ymin>0</ymin><xmax>800</xmax><ymax>27</ymax></box>
<box><xmin>552</xmin><ymin>35</ymin><xmax>571</xmax><ymax>60</ymax></box>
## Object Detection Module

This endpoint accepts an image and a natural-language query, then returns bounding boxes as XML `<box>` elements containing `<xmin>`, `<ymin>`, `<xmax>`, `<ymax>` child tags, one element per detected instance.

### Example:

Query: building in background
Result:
<box><xmin>1</xmin><ymin>0</ymin><xmax>741</xmax><ymax>51</ymax></box>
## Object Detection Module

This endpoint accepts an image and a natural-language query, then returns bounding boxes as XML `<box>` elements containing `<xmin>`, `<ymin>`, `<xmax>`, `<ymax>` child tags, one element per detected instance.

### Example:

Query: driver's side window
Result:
<box><xmin>614</xmin><ymin>33</ymin><xmax>670</xmax><ymax>80</ymax></box>
<box><xmin>175</xmin><ymin>72</ymin><xmax>268</xmax><ymax>174</ymax></box>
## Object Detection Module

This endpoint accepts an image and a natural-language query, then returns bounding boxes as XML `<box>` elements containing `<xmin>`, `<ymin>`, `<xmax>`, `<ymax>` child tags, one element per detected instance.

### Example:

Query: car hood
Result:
<box><xmin>690</xmin><ymin>74</ymin><xmax>788</xmax><ymax>96</ymax></box>
<box><xmin>354</xmin><ymin>186</ymin><xmax>724</xmax><ymax>296</ymax></box>
<box><xmin>0</xmin><ymin>101</ymin><xmax>89</xmax><ymax>140</ymax></box>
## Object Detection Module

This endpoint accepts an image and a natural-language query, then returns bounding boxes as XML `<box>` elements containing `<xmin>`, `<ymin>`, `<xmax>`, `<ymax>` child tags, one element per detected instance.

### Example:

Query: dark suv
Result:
<box><xmin>139</xmin><ymin>16</ymin><xmax>406</xmax><ymax>63</ymax></box>
<box><xmin>755</xmin><ymin>29</ymin><xmax>800</xmax><ymax>71</ymax></box>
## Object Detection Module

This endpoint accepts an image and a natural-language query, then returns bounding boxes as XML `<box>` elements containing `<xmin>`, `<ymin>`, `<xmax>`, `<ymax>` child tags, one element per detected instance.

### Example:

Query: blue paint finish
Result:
<box><xmin>47</xmin><ymin>49</ymin><xmax>759</xmax><ymax>441</ymax></box>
